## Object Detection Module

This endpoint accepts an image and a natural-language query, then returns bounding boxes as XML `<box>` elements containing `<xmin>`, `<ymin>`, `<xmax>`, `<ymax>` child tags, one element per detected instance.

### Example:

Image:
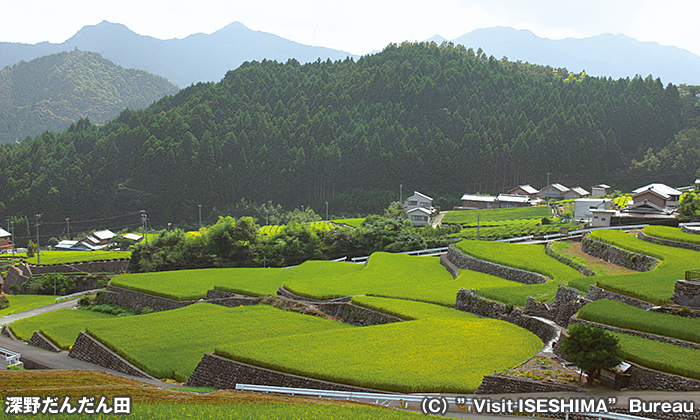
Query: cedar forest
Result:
<box><xmin>0</xmin><ymin>42</ymin><xmax>699</xmax><ymax>227</ymax></box>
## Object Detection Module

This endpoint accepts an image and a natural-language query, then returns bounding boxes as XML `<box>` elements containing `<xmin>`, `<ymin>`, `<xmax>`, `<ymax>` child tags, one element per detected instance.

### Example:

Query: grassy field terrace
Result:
<box><xmin>21</xmin><ymin>250</ymin><xmax>131</xmax><ymax>265</ymax></box>
<box><xmin>0</xmin><ymin>370</ymin><xmax>429</xmax><ymax>420</ymax></box>
<box><xmin>454</xmin><ymin>240</ymin><xmax>590</xmax><ymax>305</ymax></box>
<box><xmin>584</xmin><ymin>229</ymin><xmax>698</xmax><ymax>304</ymax></box>
<box><xmin>643</xmin><ymin>225</ymin><xmax>700</xmax><ymax>245</ymax></box>
<box><xmin>0</xmin><ymin>295</ymin><xmax>58</xmax><ymax>317</ymax></box>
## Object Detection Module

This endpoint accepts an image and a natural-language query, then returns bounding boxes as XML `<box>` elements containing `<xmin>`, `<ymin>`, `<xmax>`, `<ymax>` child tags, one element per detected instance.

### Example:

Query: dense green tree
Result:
<box><xmin>561</xmin><ymin>324</ymin><xmax>623</xmax><ymax>384</ymax></box>
<box><xmin>0</xmin><ymin>42</ymin><xmax>692</xmax><ymax>228</ymax></box>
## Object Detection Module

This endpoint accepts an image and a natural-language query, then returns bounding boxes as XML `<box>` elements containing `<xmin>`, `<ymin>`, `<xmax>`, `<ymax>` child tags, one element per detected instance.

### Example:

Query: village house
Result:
<box><xmin>631</xmin><ymin>183</ymin><xmax>682</xmax><ymax>208</ymax></box>
<box><xmin>460</xmin><ymin>193</ymin><xmax>532</xmax><ymax>210</ymax></box>
<box><xmin>573</xmin><ymin>198</ymin><xmax>613</xmax><ymax>221</ymax></box>
<box><xmin>57</xmin><ymin>229</ymin><xmax>117</xmax><ymax>251</ymax></box>
<box><xmin>591</xmin><ymin>184</ymin><xmax>613</xmax><ymax>197</ymax></box>
<box><xmin>507</xmin><ymin>184</ymin><xmax>539</xmax><ymax>200</ymax></box>
<box><xmin>0</xmin><ymin>228</ymin><xmax>12</xmax><ymax>251</ymax></box>
<box><xmin>405</xmin><ymin>191</ymin><xmax>436</xmax><ymax>227</ymax></box>
<box><xmin>537</xmin><ymin>183</ymin><xmax>570</xmax><ymax>201</ymax></box>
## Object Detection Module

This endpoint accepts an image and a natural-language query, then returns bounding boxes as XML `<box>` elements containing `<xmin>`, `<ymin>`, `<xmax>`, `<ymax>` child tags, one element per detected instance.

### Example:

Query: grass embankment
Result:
<box><xmin>577</xmin><ymin>300</ymin><xmax>700</xmax><ymax>344</ymax></box>
<box><xmin>442</xmin><ymin>206</ymin><xmax>552</xmax><ymax>225</ymax></box>
<box><xmin>453</xmin><ymin>240</ymin><xmax>589</xmax><ymax>305</ymax></box>
<box><xmin>450</xmin><ymin>219</ymin><xmax>578</xmax><ymax>240</ymax></box>
<box><xmin>0</xmin><ymin>295</ymin><xmax>57</xmax><ymax>317</ymax></box>
<box><xmin>216</xmin><ymin>296</ymin><xmax>541</xmax><ymax>393</ymax></box>
<box><xmin>8</xmin><ymin>309</ymin><xmax>116</xmax><ymax>349</ymax></box>
<box><xmin>111</xmin><ymin>260</ymin><xmax>363</xmax><ymax>301</ymax></box>
<box><xmin>0</xmin><ymin>370</ymin><xmax>426</xmax><ymax>420</ymax></box>
<box><xmin>87</xmin><ymin>303</ymin><xmax>352</xmax><ymax>382</ymax></box>
<box><xmin>607</xmin><ymin>330</ymin><xmax>700</xmax><ymax>380</ymax></box>
<box><xmin>583</xmin><ymin>229</ymin><xmax>699</xmax><ymax>304</ymax></box>
<box><xmin>643</xmin><ymin>225</ymin><xmax>700</xmax><ymax>245</ymax></box>
<box><xmin>24</xmin><ymin>250</ymin><xmax>131</xmax><ymax>265</ymax></box>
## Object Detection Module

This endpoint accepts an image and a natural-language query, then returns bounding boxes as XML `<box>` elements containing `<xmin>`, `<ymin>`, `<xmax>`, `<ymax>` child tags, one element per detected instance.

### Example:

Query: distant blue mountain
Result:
<box><xmin>448</xmin><ymin>27</ymin><xmax>700</xmax><ymax>85</ymax></box>
<box><xmin>0</xmin><ymin>21</ymin><xmax>357</xmax><ymax>87</ymax></box>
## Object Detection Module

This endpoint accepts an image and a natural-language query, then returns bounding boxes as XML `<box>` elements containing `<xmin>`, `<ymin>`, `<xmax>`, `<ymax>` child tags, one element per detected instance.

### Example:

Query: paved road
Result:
<box><xmin>0</xmin><ymin>298</ymin><xmax>80</xmax><ymax>326</ymax></box>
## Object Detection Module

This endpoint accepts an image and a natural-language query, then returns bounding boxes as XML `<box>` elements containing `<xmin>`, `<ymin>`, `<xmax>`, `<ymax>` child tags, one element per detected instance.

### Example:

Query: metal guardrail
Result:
<box><xmin>55</xmin><ymin>288</ymin><xmax>104</xmax><ymax>302</ymax></box>
<box><xmin>0</xmin><ymin>347</ymin><xmax>21</xmax><ymax>366</ymax></box>
<box><xmin>401</xmin><ymin>246</ymin><xmax>449</xmax><ymax>256</ymax></box>
<box><xmin>235</xmin><ymin>384</ymin><xmax>465</xmax><ymax>406</ymax></box>
<box><xmin>497</xmin><ymin>224</ymin><xmax>650</xmax><ymax>243</ymax></box>
<box><xmin>235</xmin><ymin>385</ymin><xmax>652</xmax><ymax>419</ymax></box>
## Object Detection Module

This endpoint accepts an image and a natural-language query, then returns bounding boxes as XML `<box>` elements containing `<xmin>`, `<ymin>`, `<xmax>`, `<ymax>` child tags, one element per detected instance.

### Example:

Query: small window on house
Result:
<box><xmin>408</xmin><ymin>200</ymin><xmax>418</xmax><ymax>206</ymax></box>
<box><xmin>602</xmin><ymin>218</ymin><xmax>607</xmax><ymax>221</ymax></box>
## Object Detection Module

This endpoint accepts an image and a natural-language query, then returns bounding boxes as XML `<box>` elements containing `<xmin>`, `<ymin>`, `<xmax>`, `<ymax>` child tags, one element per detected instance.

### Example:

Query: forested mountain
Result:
<box><xmin>449</xmin><ymin>27</ymin><xmax>700</xmax><ymax>85</ymax></box>
<box><xmin>0</xmin><ymin>42</ymin><xmax>696</xmax><ymax>226</ymax></box>
<box><xmin>0</xmin><ymin>21</ymin><xmax>356</xmax><ymax>87</ymax></box>
<box><xmin>0</xmin><ymin>50</ymin><xmax>178</xmax><ymax>143</ymax></box>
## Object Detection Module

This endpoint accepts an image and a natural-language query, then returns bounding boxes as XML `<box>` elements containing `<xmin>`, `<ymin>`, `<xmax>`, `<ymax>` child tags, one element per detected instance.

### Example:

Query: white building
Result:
<box><xmin>574</xmin><ymin>198</ymin><xmax>613</xmax><ymax>221</ymax></box>
<box><xmin>405</xmin><ymin>191</ymin><xmax>435</xmax><ymax>227</ymax></box>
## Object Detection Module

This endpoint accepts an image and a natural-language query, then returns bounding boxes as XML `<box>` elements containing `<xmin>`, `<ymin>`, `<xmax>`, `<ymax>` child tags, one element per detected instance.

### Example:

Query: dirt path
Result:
<box><xmin>431</xmin><ymin>212</ymin><xmax>445</xmax><ymax>228</ymax></box>
<box><xmin>563</xmin><ymin>242</ymin><xmax>637</xmax><ymax>275</ymax></box>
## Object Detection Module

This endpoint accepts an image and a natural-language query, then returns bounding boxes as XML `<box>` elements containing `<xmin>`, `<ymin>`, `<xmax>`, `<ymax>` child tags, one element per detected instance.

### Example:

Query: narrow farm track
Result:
<box><xmin>0</xmin><ymin>298</ymin><xmax>80</xmax><ymax>326</ymax></box>
<box><xmin>563</xmin><ymin>242</ymin><xmax>637</xmax><ymax>275</ymax></box>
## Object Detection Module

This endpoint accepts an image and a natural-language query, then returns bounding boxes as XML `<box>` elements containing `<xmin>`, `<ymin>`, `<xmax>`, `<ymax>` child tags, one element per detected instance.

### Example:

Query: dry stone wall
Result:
<box><xmin>186</xmin><ymin>353</ymin><xmax>386</xmax><ymax>392</ymax></box>
<box><xmin>28</xmin><ymin>331</ymin><xmax>61</xmax><ymax>353</ymax></box>
<box><xmin>205</xmin><ymin>289</ymin><xmax>261</xmax><ymax>307</ymax></box>
<box><xmin>626</xmin><ymin>363</ymin><xmax>700</xmax><ymax>392</ymax></box>
<box><xmin>446</xmin><ymin>246</ymin><xmax>549</xmax><ymax>284</ymax></box>
<box><xmin>638</xmin><ymin>231</ymin><xmax>700</xmax><ymax>251</ymax></box>
<box><xmin>672</xmin><ymin>280</ymin><xmax>700</xmax><ymax>307</ymax></box>
<box><xmin>581</xmin><ymin>236</ymin><xmax>658</xmax><ymax>272</ymax></box>
<box><xmin>586</xmin><ymin>285</ymin><xmax>654</xmax><ymax>310</ymax></box>
<box><xmin>569</xmin><ymin>317</ymin><xmax>700</xmax><ymax>351</ymax></box>
<box><xmin>69</xmin><ymin>332</ymin><xmax>154</xmax><ymax>379</ymax></box>
<box><xmin>315</xmin><ymin>302</ymin><xmax>403</xmax><ymax>326</ymax></box>
<box><xmin>455</xmin><ymin>289</ymin><xmax>557</xmax><ymax>344</ymax></box>
<box><xmin>99</xmin><ymin>286</ymin><xmax>195</xmax><ymax>313</ymax></box>
<box><xmin>544</xmin><ymin>242</ymin><xmax>596</xmax><ymax>277</ymax></box>
<box><xmin>475</xmin><ymin>374</ymin><xmax>583</xmax><ymax>394</ymax></box>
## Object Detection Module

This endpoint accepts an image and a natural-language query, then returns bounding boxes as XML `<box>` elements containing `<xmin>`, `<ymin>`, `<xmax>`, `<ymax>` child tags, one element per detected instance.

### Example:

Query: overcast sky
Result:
<box><xmin>3</xmin><ymin>0</ymin><xmax>700</xmax><ymax>56</ymax></box>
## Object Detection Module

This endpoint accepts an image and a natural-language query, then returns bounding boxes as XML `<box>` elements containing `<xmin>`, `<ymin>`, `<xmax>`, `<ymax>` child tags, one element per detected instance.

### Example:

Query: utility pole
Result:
<box><xmin>400</xmin><ymin>184</ymin><xmax>403</xmax><ymax>203</ymax></box>
<box><xmin>65</xmin><ymin>217</ymin><xmax>71</xmax><ymax>240</ymax></box>
<box><xmin>198</xmin><ymin>204</ymin><xmax>202</xmax><ymax>228</ymax></box>
<box><xmin>546</xmin><ymin>172</ymin><xmax>551</xmax><ymax>187</ymax></box>
<box><xmin>10</xmin><ymin>220</ymin><xmax>15</xmax><ymax>257</ymax></box>
<box><xmin>34</xmin><ymin>214</ymin><xmax>42</xmax><ymax>264</ymax></box>
<box><xmin>477</xmin><ymin>214</ymin><xmax>481</xmax><ymax>240</ymax></box>
<box><xmin>141</xmin><ymin>210</ymin><xmax>148</xmax><ymax>245</ymax></box>
<box><xmin>325</xmin><ymin>202</ymin><xmax>329</xmax><ymax>221</ymax></box>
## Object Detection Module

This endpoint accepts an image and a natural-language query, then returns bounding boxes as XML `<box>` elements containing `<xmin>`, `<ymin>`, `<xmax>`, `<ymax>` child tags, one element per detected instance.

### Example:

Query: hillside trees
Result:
<box><xmin>0</xmin><ymin>42</ymin><xmax>688</xmax><ymax>225</ymax></box>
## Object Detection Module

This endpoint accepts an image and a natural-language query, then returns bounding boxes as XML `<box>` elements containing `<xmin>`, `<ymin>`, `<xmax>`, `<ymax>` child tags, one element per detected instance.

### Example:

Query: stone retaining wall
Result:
<box><xmin>581</xmin><ymin>236</ymin><xmax>658</xmax><ymax>272</ymax></box>
<box><xmin>1</xmin><ymin>325</ymin><xmax>17</xmax><ymax>340</ymax></box>
<box><xmin>455</xmin><ymin>289</ymin><xmax>557</xmax><ymax>345</ymax></box>
<box><xmin>316</xmin><ymin>302</ymin><xmax>404</xmax><ymax>326</ymax></box>
<box><xmin>446</xmin><ymin>246</ymin><xmax>549</xmax><ymax>284</ymax></box>
<box><xmin>626</xmin><ymin>363</ymin><xmax>700</xmax><ymax>392</ymax></box>
<box><xmin>30</xmin><ymin>260</ymin><xmax>129</xmax><ymax>274</ymax></box>
<box><xmin>639</xmin><ymin>231</ymin><xmax>700</xmax><ymax>252</ymax></box>
<box><xmin>186</xmin><ymin>353</ymin><xmax>387</xmax><ymax>392</ymax></box>
<box><xmin>205</xmin><ymin>289</ymin><xmax>262</xmax><ymax>307</ymax></box>
<box><xmin>99</xmin><ymin>285</ymin><xmax>195</xmax><ymax>313</ymax></box>
<box><xmin>544</xmin><ymin>243</ymin><xmax>596</xmax><ymax>277</ymax></box>
<box><xmin>2</xmin><ymin>265</ymin><xmax>29</xmax><ymax>294</ymax></box>
<box><xmin>475</xmin><ymin>373</ymin><xmax>583</xmax><ymax>394</ymax></box>
<box><xmin>671</xmin><ymin>280</ymin><xmax>700</xmax><ymax>307</ymax></box>
<box><xmin>68</xmin><ymin>332</ymin><xmax>154</xmax><ymax>379</ymax></box>
<box><xmin>439</xmin><ymin>253</ymin><xmax>460</xmax><ymax>278</ymax></box>
<box><xmin>28</xmin><ymin>331</ymin><xmax>61</xmax><ymax>352</ymax></box>
<box><xmin>681</xmin><ymin>225</ymin><xmax>700</xmax><ymax>235</ymax></box>
<box><xmin>586</xmin><ymin>285</ymin><xmax>654</xmax><ymax>310</ymax></box>
<box><xmin>569</xmin><ymin>317</ymin><xmax>700</xmax><ymax>351</ymax></box>
<box><xmin>553</xmin><ymin>286</ymin><xmax>591</xmax><ymax>327</ymax></box>
<box><xmin>277</xmin><ymin>286</ymin><xmax>352</xmax><ymax>303</ymax></box>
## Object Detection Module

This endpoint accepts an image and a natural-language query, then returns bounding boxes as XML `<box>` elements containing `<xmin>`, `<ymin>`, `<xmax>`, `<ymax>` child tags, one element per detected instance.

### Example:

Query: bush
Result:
<box><xmin>21</xmin><ymin>273</ymin><xmax>75</xmax><ymax>296</ymax></box>
<box><xmin>0</xmin><ymin>294</ymin><xmax>9</xmax><ymax>310</ymax></box>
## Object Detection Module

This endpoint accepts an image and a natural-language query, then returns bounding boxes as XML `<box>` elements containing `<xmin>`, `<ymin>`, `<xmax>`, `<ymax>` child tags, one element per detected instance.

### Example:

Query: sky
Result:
<box><xmin>2</xmin><ymin>0</ymin><xmax>700</xmax><ymax>57</ymax></box>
